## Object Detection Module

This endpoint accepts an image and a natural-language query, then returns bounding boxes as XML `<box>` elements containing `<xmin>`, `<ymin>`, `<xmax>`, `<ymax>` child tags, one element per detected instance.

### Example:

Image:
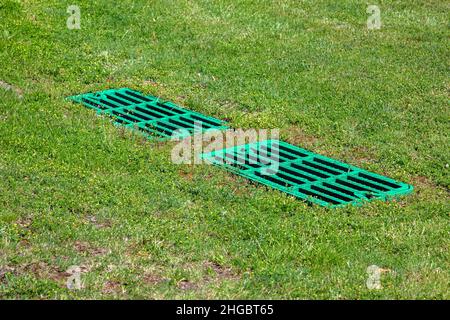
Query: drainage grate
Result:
<box><xmin>68</xmin><ymin>88</ymin><xmax>228</xmax><ymax>139</ymax></box>
<box><xmin>201</xmin><ymin>140</ymin><xmax>413</xmax><ymax>208</ymax></box>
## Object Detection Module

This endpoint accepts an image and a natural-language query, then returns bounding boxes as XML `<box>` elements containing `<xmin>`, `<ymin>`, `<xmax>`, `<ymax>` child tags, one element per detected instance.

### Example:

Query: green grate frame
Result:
<box><xmin>68</xmin><ymin>88</ymin><xmax>228</xmax><ymax>140</ymax></box>
<box><xmin>201</xmin><ymin>139</ymin><xmax>413</xmax><ymax>208</ymax></box>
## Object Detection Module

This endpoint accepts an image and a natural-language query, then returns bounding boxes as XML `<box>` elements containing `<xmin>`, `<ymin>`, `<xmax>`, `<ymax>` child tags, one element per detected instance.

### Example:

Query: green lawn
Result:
<box><xmin>0</xmin><ymin>0</ymin><xmax>448</xmax><ymax>299</ymax></box>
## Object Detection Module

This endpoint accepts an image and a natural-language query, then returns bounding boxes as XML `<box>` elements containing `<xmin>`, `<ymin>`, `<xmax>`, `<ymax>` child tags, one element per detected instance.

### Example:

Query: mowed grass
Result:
<box><xmin>0</xmin><ymin>0</ymin><xmax>449</xmax><ymax>299</ymax></box>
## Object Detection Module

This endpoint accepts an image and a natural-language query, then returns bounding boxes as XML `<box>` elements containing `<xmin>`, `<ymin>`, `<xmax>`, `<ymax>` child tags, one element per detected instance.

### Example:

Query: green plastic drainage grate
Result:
<box><xmin>68</xmin><ymin>88</ymin><xmax>228</xmax><ymax>139</ymax></box>
<box><xmin>201</xmin><ymin>139</ymin><xmax>413</xmax><ymax>208</ymax></box>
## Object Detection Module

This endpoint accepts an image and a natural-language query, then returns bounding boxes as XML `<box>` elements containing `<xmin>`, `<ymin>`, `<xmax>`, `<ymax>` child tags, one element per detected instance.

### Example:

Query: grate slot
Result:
<box><xmin>346</xmin><ymin>176</ymin><xmax>389</xmax><ymax>192</ymax></box>
<box><xmin>313</xmin><ymin>157</ymin><xmax>352</xmax><ymax>172</ymax></box>
<box><xmin>104</xmin><ymin>94</ymin><xmax>132</xmax><ymax>107</ymax></box>
<box><xmin>322</xmin><ymin>182</ymin><xmax>358</xmax><ymax>197</ymax></box>
<box><xmin>219</xmin><ymin>154</ymin><xmax>249</xmax><ymax>171</ymax></box>
<box><xmin>114</xmin><ymin>92</ymin><xmax>143</xmax><ymax>104</ymax></box>
<box><xmin>134</xmin><ymin>106</ymin><xmax>166</xmax><ymax>119</ymax></box>
<box><xmin>260</xmin><ymin>145</ymin><xmax>295</xmax><ymax>160</ymax></box>
<box><xmin>277</xmin><ymin>144</ymin><xmax>308</xmax><ymax>158</ymax></box>
<box><xmin>237</xmin><ymin>149</ymin><xmax>270</xmax><ymax>167</ymax></box>
<box><xmin>167</xmin><ymin>118</ymin><xmax>196</xmax><ymax>130</ymax></box>
<box><xmin>358</xmin><ymin>172</ymin><xmax>401</xmax><ymax>189</ymax></box>
<box><xmin>154</xmin><ymin>101</ymin><xmax>186</xmax><ymax>114</ymax></box>
<box><xmin>310</xmin><ymin>185</ymin><xmax>353</xmax><ymax>202</ymax></box>
<box><xmin>124</xmin><ymin>89</ymin><xmax>152</xmax><ymax>102</ymax></box>
<box><xmin>236</xmin><ymin>153</ymin><xmax>264</xmax><ymax>168</ymax></box>
<box><xmin>335</xmin><ymin>179</ymin><xmax>375</xmax><ymax>192</ymax></box>
<box><xmin>254</xmin><ymin>171</ymin><xmax>293</xmax><ymax>187</ymax></box>
<box><xmin>146</xmin><ymin>103</ymin><xmax>179</xmax><ymax>117</ymax></box>
<box><xmin>81</xmin><ymin>97</ymin><xmax>108</xmax><ymax>111</ymax></box>
<box><xmin>246</xmin><ymin>154</ymin><xmax>260</xmax><ymax>164</ymax></box>
<box><xmin>302</xmin><ymin>160</ymin><xmax>341</xmax><ymax>176</ymax></box>
<box><xmin>111</xmin><ymin>110</ymin><xmax>139</xmax><ymax>123</ymax></box>
<box><xmin>274</xmin><ymin>170</ymin><xmax>306</xmax><ymax>185</ymax></box>
<box><xmin>144</xmin><ymin>123</ymin><xmax>173</xmax><ymax>136</ymax></box>
<box><xmin>250</xmin><ymin>147</ymin><xmax>290</xmax><ymax>163</ymax></box>
<box><xmin>135</xmin><ymin>124</ymin><xmax>170</xmax><ymax>138</ymax></box>
<box><xmin>177</xmin><ymin>116</ymin><xmax>213</xmax><ymax>129</ymax></box>
<box><xmin>213</xmin><ymin>156</ymin><xmax>224</xmax><ymax>163</ymax></box>
<box><xmin>190</xmin><ymin>114</ymin><xmax>222</xmax><ymax>126</ymax></box>
<box><xmin>154</xmin><ymin>120</ymin><xmax>178</xmax><ymax>132</ymax></box>
<box><xmin>291</xmin><ymin>163</ymin><xmax>329</xmax><ymax>178</ymax></box>
<box><xmin>279</xmin><ymin>165</ymin><xmax>317</xmax><ymax>182</ymax></box>
<box><xmin>97</xmin><ymin>98</ymin><xmax>122</xmax><ymax>109</ymax></box>
<box><xmin>124</xmin><ymin>108</ymin><xmax>154</xmax><ymax>122</ymax></box>
<box><xmin>297</xmin><ymin>187</ymin><xmax>342</xmax><ymax>205</ymax></box>
<box><xmin>237</xmin><ymin>157</ymin><xmax>261</xmax><ymax>169</ymax></box>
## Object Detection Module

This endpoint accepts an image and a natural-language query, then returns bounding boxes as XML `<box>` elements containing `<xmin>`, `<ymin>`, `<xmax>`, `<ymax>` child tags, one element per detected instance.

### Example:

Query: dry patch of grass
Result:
<box><xmin>102</xmin><ymin>280</ymin><xmax>125</xmax><ymax>295</ymax></box>
<box><xmin>283</xmin><ymin>126</ymin><xmax>319</xmax><ymax>149</ymax></box>
<box><xmin>74</xmin><ymin>241</ymin><xmax>110</xmax><ymax>257</ymax></box>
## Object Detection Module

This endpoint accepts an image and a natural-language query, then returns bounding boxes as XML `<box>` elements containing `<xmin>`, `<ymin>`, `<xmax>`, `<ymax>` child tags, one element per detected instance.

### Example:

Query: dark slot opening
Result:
<box><xmin>254</xmin><ymin>171</ymin><xmax>292</xmax><ymax>187</ymax></box>
<box><xmin>264</xmin><ymin>168</ymin><xmax>277</xmax><ymax>175</ymax></box>
<box><xmin>178</xmin><ymin>116</ymin><xmax>212</xmax><ymax>129</ymax></box>
<box><xmin>297</xmin><ymin>188</ymin><xmax>341</xmax><ymax>205</ymax></box>
<box><xmin>144</xmin><ymin>124</ymin><xmax>172</xmax><ymax>136</ymax></box>
<box><xmin>168</xmin><ymin>118</ymin><xmax>194</xmax><ymax>129</ymax></box>
<box><xmin>278</xmin><ymin>144</ymin><xmax>308</xmax><ymax>157</ymax></box>
<box><xmin>276</xmin><ymin>150</ymin><xmax>295</xmax><ymax>160</ymax></box>
<box><xmin>303</xmin><ymin>161</ymin><xmax>340</xmax><ymax>175</ymax></box>
<box><xmin>358</xmin><ymin>173</ymin><xmax>400</xmax><ymax>189</ymax></box>
<box><xmin>148</xmin><ymin>104</ymin><xmax>177</xmax><ymax>116</ymax></box>
<box><xmin>81</xmin><ymin>98</ymin><xmax>108</xmax><ymax>110</ymax></box>
<box><xmin>237</xmin><ymin>150</ymin><xmax>263</xmax><ymax>166</ymax></box>
<box><xmin>155</xmin><ymin>121</ymin><xmax>177</xmax><ymax>131</ymax></box>
<box><xmin>126</xmin><ymin>109</ymin><xmax>152</xmax><ymax>121</ymax></box>
<box><xmin>105</xmin><ymin>94</ymin><xmax>131</xmax><ymax>106</ymax></box>
<box><xmin>190</xmin><ymin>114</ymin><xmax>222</xmax><ymax>126</ymax></box>
<box><xmin>115</xmin><ymin>92</ymin><xmax>142</xmax><ymax>104</ymax></box>
<box><xmin>335</xmin><ymin>179</ymin><xmax>373</xmax><ymax>192</ymax></box>
<box><xmin>291</xmin><ymin>163</ymin><xmax>329</xmax><ymax>178</ymax></box>
<box><xmin>258</xmin><ymin>146</ymin><xmax>295</xmax><ymax>160</ymax></box>
<box><xmin>248</xmin><ymin>148</ymin><xmax>283</xmax><ymax>167</ymax></box>
<box><xmin>279</xmin><ymin>166</ymin><xmax>316</xmax><ymax>182</ymax></box>
<box><xmin>246</xmin><ymin>154</ymin><xmax>261</xmax><ymax>165</ymax></box>
<box><xmin>347</xmin><ymin>176</ymin><xmax>388</xmax><ymax>191</ymax></box>
<box><xmin>157</xmin><ymin>102</ymin><xmax>185</xmax><ymax>114</ymax></box>
<box><xmin>222</xmin><ymin>153</ymin><xmax>247</xmax><ymax>170</ymax></box>
<box><xmin>322</xmin><ymin>182</ymin><xmax>357</xmax><ymax>197</ymax></box>
<box><xmin>245</xmin><ymin>161</ymin><xmax>262</xmax><ymax>168</ymax></box>
<box><xmin>310</xmin><ymin>185</ymin><xmax>352</xmax><ymax>202</ymax></box>
<box><xmin>134</xmin><ymin>106</ymin><xmax>165</xmax><ymax>119</ymax></box>
<box><xmin>224</xmin><ymin>153</ymin><xmax>257</xmax><ymax>168</ymax></box>
<box><xmin>275</xmin><ymin>172</ymin><xmax>305</xmax><ymax>185</ymax></box>
<box><xmin>124</xmin><ymin>90</ymin><xmax>152</xmax><ymax>102</ymax></box>
<box><xmin>314</xmin><ymin>157</ymin><xmax>350</xmax><ymax>172</ymax></box>
<box><xmin>112</xmin><ymin>111</ymin><xmax>137</xmax><ymax>123</ymax></box>
<box><xmin>99</xmin><ymin>99</ymin><xmax>121</xmax><ymax>109</ymax></box>
<box><xmin>223</xmin><ymin>153</ymin><xmax>236</xmax><ymax>163</ymax></box>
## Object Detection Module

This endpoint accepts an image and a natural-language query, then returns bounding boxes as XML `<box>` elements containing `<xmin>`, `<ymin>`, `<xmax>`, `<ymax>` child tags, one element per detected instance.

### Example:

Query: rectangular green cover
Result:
<box><xmin>68</xmin><ymin>88</ymin><xmax>228</xmax><ymax>140</ymax></box>
<box><xmin>202</xmin><ymin>139</ymin><xmax>413</xmax><ymax>208</ymax></box>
